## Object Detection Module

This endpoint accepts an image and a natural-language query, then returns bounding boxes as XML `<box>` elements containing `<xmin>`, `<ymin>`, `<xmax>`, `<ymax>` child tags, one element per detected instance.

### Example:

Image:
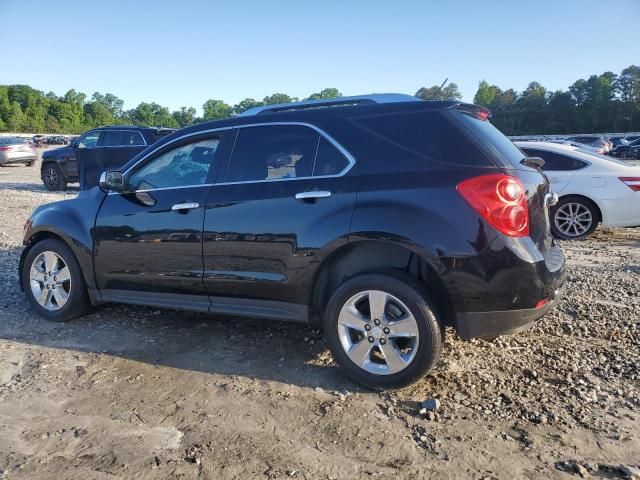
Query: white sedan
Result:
<box><xmin>515</xmin><ymin>141</ymin><xmax>640</xmax><ymax>239</ymax></box>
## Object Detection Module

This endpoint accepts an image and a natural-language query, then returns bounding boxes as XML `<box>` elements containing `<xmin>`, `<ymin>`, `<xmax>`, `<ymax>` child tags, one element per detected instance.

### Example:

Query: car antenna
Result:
<box><xmin>430</xmin><ymin>78</ymin><xmax>448</xmax><ymax>101</ymax></box>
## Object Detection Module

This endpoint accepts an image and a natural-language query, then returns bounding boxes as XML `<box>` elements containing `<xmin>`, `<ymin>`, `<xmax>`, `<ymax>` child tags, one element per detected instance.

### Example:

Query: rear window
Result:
<box><xmin>521</xmin><ymin>148</ymin><xmax>588</xmax><ymax>171</ymax></box>
<box><xmin>352</xmin><ymin>110</ymin><xmax>494</xmax><ymax>167</ymax></box>
<box><xmin>455</xmin><ymin>112</ymin><xmax>526</xmax><ymax>168</ymax></box>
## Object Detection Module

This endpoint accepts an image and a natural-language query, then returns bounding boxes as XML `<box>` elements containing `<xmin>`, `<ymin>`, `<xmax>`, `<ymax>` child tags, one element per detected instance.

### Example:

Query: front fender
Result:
<box><xmin>20</xmin><ymin>188</ymin><xmax>106</xmax><ymax>290</ymax></box>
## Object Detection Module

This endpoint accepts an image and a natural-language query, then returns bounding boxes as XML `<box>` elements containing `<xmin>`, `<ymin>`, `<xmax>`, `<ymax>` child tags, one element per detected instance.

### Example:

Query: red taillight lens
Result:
<box><xmin>619</xmin><ymin>177</ymin><xmax>640</xmax><ymax>192</ymax></box>
<box><xmin>0</xmin><ymin>146</ymin><xmax>12</xmax><ymax>151</ymax></box>
<box><xmin>457</xmin><ymin>173</ymin><xmax>530</xmax><ymax>237</ymax></box>
<box><xmin>535</xmin><ymin>298</ymin><xmax>550</xmax><ymax>309</ymax></box>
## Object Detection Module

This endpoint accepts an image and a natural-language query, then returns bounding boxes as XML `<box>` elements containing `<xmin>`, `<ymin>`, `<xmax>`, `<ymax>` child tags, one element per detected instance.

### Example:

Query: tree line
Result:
<box><xmin>1</xmin><ymin>65</ymin><xmax>638</xmax><ymax>135</ymax></box>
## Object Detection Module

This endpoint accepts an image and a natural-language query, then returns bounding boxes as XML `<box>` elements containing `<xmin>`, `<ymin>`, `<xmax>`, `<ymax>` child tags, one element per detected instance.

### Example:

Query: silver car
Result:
<box><xmin>0</xmin><ymin>137</ymin><xmax>37</xmax><ymax>166</ymax></box>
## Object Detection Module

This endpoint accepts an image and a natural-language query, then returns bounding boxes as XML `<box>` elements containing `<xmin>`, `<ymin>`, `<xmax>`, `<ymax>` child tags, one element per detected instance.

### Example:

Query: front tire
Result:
<box><xmin>42</xmin><ymin>164</ymin><xmax>67</xmax><ymax>191</ymax></box>
<box><xmin>22</xmin><ymin>238</ymin><xmax>90</xmax><ymax>321</ymax></box>
<box><xmin>550</xmin><ymin>196</ymin><xmax>599</xmax><ymax>240</ymax></box>
<box><xmin>324</xmin><ymin>272</ymin><xmax>443</xmax><ymax>390</ymax></box>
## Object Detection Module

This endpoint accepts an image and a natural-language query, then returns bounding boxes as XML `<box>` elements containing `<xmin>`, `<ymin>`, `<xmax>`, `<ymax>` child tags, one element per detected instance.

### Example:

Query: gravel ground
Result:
<box><xmin>0</xmin><ymin>150</ymin><xmax>638</xmax><ymax>479</ymax></box>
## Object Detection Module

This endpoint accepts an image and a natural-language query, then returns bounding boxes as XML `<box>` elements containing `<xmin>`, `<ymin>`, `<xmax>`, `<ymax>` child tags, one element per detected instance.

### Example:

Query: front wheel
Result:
<box><xmin>550</xmin><ymin>196</ymin><xmax>599</xmax><ymax>240</ymax></box>
<box><xmin>324</xmin><ymin>272</ymin><xmax>443</xmax><ymax>390</ymax></box>
<box><xmin>42</xmin><ymin>164</ymin><xmax>67</xmax><ymax>191</ymax></box>
<box><xmin>22</xmin><ymin>238</ymin><xmax>90</xmax><ymax>321</ymax></box>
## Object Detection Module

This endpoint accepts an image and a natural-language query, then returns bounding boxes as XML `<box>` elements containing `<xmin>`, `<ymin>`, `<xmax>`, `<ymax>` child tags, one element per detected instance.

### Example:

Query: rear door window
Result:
<box><xmin>226</xmin><ymin>125</ymin><xmax>319</xmax><ymax>182</ymax></box>
<box><xmin>353</xmin><ymin>110</ymin><xmax>494</xmax><ymax>167</ymax></box>
<box><xmin>522</xmin><ymin>148</ymin><xmax>588</xmax><ymax>171</ymax></box>
<box><xmin>102</xmin><ymin>131</ymin><xmax>146</xmax><ymax>147</ymax></box>
<box><xmin>314</xmin><ymin>137</ymin><xmax>350</xmax><ymax>176</ymax></box>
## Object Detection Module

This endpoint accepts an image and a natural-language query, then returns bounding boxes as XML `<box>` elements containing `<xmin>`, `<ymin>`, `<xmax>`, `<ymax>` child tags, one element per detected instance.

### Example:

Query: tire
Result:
<box><xmin>324</xmin><ymin>271</ymin><xmax>443</xmax><ymax>390</ymax></box>
<box><xmin>22</xmin><ymin>238</ymin><xmax>90</xmax><ymax>321</ymax></box>
<box><xmin>550</xmin><ymin>196</ymin><xmax>599</xmax><ymax>240</ymax></box>
<box><xmin>42</xmin><ymin>163</ymin><xmax>67</xmax><ymax>191</ymax></box>
<box><xmin>26</xmin><ymin>161</ymin><xmax>35</xmax><ymax>167</ymax></box>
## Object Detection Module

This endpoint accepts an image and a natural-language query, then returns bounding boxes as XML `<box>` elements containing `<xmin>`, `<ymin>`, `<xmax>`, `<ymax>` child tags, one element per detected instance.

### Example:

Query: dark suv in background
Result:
<box><xmin>20</xmin><ymin>94</ymin><xmax>566</xmax><ymax>389</ymax></box>
<box><xmin>40</xmin><ymin>125</ymin><xmax>174</xmax><ymax>191</ymax></box>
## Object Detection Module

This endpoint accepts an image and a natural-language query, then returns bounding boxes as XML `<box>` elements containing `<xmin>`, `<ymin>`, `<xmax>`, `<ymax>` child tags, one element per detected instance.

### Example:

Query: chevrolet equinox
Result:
<box><xmin>20</xmin><ymin>94</ymin><xmax>566</xmax><ymax>389</ymax></box>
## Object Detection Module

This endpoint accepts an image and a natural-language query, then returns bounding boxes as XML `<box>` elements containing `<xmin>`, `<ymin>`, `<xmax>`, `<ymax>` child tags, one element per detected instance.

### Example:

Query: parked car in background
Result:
<box><xmin>516</xmin><ymin>141</ymin><xmax>640</xmax><ymax>239</ymax></box>
<box><xmin>0</xmin><ymin>136</ymin><xmax>37</xmax><ymax>166</ymax></box>
<box><xmin>564</xmin><ymin>136</ymin><xmax>612</xmax><ymax>154</ymax></box>
<box><xmin>611</xmin><ymin>138</ymin><xmax>640</xmax><ymax>160</ymax></box>
<box><xmin>20</xmin><ymin>94</ymin><xmax>565</xmax><ymax>389</ymax></box>
<box><xmin>40</xmin><ymin>126</ymin><xmax>175</xmax><ymax>190</ymax></box>
<box><xmin>549</xmin><ymin>140</ymin><xmax>603</xmax><ymax>154</ymax></box>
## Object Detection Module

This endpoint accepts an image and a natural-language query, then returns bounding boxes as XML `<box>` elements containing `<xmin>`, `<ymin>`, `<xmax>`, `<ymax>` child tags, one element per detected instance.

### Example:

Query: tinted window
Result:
<box><xmin>355</xmin><ymin>110</ymin><xmax>494</xmax><ymax>167</ymax></box>
<box><xmin>226</xmin><ymin>125</ymin><xmax>318</xmax><ymax>182</ymax></box>
<box><xmin>102</xmin><ymin>130</ymin><xmax>145</xmax><ymax>147</ymax></box>
<box><xmin>77</xmin><ymin>131</ymin><xmax>101</xmax><ymax>148</ymax></box>
<box><xmin>314</xmin><ymin>137</ymin><xmax>350</xmax><ymax>176</ymax></box>
<box><xmin>128</xmin><ymin>138</ymin><xmax>220</xmax><ymax>190</ymax></box>
<box><xmin>522</xmin><ymin>148</ymin><xmax>588</xmax><ymax>171</ymax></box>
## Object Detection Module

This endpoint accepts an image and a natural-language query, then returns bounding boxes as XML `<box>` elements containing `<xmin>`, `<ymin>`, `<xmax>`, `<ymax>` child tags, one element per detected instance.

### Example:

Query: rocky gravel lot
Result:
<box><xmin>0</xmin><ymin>150</ymin><xmax>638</xmax><ymax>479</ymax></box>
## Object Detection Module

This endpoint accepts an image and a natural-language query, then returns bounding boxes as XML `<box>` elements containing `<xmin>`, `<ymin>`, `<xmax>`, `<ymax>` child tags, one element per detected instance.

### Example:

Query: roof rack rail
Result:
<box><xmin>238</xmin><ymin>93</ymin><xmax>421</xmax><ymax>117</ymax></box>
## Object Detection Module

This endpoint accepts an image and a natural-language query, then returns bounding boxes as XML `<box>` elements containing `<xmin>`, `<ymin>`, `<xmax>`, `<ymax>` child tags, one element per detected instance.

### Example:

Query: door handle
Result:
<box><xmin>171</xmin><ymin>202</ymin><xmax>200</xmax><ymax>211</ymax></box>
<box><xmin>295</xmin><ymin>191</ymin><xmax>331</xmax><ymax>200</ymax></box>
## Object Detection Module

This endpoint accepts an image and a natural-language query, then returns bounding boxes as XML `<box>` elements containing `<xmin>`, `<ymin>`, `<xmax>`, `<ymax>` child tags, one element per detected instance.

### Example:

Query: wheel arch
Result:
<box><xmin>556</xmin><ymin>193</ymin><xmax>603</xmax><ymax>223</ymax></box>
<box><xmin>308</xmin><ymin>239</ymin><xmax>455</xmax><ymax>329</ymax></box>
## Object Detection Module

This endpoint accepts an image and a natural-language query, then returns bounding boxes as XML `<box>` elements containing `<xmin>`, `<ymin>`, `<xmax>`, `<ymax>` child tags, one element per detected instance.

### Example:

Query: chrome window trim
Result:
<box><xmin>113</xmin><ymin>122</ymin><xmax>356</xmax><ymax>193</ymax></box>
<box><xmin>101</xmin><ymin>129</ymin><xmax>147</xmax><ymax>147</ymax></box>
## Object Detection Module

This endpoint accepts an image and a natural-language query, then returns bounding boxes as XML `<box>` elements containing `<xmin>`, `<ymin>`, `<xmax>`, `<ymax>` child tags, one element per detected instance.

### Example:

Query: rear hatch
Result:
<box><xmin>450</xmin><ymin>106</ymin><xmax>554</xmax><ymax>256</ymax></box>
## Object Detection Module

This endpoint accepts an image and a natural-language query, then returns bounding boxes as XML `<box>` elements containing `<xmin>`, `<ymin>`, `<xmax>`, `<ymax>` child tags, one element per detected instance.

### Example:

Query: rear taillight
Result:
<box><xmin>0</xmin><ymin>146</ymin><xmax>12</xmax><ymax>151</ymax></box>
<box><xmin>457</xmin><ymin>173</ymin><xmax>530</xmax><ymax>237</ymax></box>
<box><xmin>619</xmin><ymin>177</ymin><xmax>640</xmax><ymax>192</ymax></box>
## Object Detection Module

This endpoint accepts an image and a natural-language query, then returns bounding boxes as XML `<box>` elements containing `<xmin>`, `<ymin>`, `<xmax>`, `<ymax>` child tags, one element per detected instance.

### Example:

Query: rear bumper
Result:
<box><xmin>456</xmin><ymin>298</ymin><xmax>556</xmax><ymax>339</ymax></box>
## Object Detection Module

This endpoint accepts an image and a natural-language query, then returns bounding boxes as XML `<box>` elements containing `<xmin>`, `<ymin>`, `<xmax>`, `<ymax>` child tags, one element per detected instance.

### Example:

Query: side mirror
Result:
<box><xmin>99</xmin><ymin>170</ymin><xmax>125</xmax><ymax>192</ymax></box>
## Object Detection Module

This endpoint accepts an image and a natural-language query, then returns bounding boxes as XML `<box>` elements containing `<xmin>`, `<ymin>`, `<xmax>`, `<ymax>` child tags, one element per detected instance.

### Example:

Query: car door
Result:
<box><xmin>93</xmin><ymin>131</ymin><xmax>230</xmax><ymax>305</ymax></box>
<box><xmin>74</xmin><ymin>129</ymin><xmax>103</xmax><ymax>184</ymax></box>
<box><xmin>202</xmin><ymin>123</ymin><xmax>359</xmax><ymax>309</ymax></box>
<box><xmin>83</xmin><ymin>130</ymin><xmax>149</xmax><ymax>190</ymax></box>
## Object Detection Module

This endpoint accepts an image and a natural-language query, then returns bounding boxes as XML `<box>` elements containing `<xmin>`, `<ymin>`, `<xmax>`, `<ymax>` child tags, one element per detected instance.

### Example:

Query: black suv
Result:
<box><xmin>40</xmin><ymin>126</ymin><xmax>174</xmax><ymax>191</ymax></box>
<box><xmin>20</xmin><ymin>95</ymin><xmax>566</xmax><ymax>389</ymax></box>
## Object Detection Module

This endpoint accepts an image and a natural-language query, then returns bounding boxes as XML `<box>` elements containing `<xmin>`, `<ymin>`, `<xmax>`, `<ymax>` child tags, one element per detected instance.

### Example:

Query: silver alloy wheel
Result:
<box><xmin>43</xmin><ymin>167</ymin><xmax>59</xmax><ymax>188</ymax></box>
<box><xmin>554</xmin><ymin>202</ymin><xmax>593</xmax><ymax>237</ymax></box>
<box><xmin>29</xmin><ymin>251</ymin><xmax>71</xmax><ymax>311</ymax></box>
<box><xmin>337</xmin><ymin>290</ymin><xmax>420</xmax><ymax>375</ymax></box>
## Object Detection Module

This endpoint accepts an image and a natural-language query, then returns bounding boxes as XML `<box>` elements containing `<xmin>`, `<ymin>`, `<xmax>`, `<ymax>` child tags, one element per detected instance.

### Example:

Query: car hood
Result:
<box><xmin>42</xmin><ymin>145</ymin><xmax>74</xmax><ymax>158</ymax></box>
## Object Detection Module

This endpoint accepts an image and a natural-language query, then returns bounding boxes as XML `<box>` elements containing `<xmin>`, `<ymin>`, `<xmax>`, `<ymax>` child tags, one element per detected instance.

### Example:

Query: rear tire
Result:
<box><xmin>42</xmin><ymin>164</ymin><xmax>67</xmax><ymax>191</ymax></box>
<box><xmin>22</xmin><ymin>238</ymin><xmax>91</xmax><ymax>321</ymax></box>
<box><xmin>550</xmin><ymin>196</ymin><xmax>599</xmax><ymax>240</ymax></box>
<box><xmin>324</xmin><ymin>271</ymin><xmax>443</xmax><ymax>390</ymax></box>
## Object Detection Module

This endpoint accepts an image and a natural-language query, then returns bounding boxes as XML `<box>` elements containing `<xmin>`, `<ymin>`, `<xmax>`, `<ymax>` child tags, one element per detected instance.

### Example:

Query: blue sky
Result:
<box><xmin>1</xmin><ymin>0</ymin><xmax>638</xmax><ymax>113</ymax></box>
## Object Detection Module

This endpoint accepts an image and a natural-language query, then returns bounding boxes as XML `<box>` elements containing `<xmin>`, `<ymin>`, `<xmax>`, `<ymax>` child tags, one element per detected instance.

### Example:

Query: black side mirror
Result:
<box><xmin>99</xmin><ymin>170</ymin><xmax>125</xmax><ymax>192</ymax></box>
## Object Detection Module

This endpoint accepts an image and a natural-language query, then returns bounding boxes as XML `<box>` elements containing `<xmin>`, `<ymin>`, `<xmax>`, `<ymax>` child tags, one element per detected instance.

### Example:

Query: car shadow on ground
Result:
<box><xmin>0</xmin><ymin>181</ymin><xmax>79</xmax><ymax>194</ymax></box>
<box><xmin>0</xmin><ymin>244</ymin><xmax>362</xmax><ymax>392</ymax></box>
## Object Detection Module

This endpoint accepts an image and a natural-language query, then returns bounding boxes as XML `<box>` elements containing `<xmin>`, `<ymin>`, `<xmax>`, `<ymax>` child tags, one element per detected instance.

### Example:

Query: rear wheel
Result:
<box><xmin>550</xmin><ymin>196</ymin><xmax>599</xmax><ymax>240</ymax></box>
<box><xmin>324</xmin><ymin>272</ymin><xmax>443</xmax><ymax>390</ymax></box>
<box><xmin>22</xmin><ymin>239</ymin><xmax>90</xmax><ymax>321</ymax></box>
<box><xmin>42</xmin><ymin>164</ymin><xmax>67</xmax><ymax>191</ymax></box>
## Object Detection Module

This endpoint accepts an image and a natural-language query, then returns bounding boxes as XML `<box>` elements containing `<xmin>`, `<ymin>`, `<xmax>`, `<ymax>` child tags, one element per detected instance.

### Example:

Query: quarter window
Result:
<box><xmin>128</xmin><ymin>138</ymin><xmax>220</xmax><ymax>190</ymax></box>
<box><xmin>226</xmin><ymin>126</ymin><xmax>319</xmax><ymax>182</ymax></box>
<box><xmin>314</xmin><ymin>137</ymin><xmax>350</xmax><ymax>176</ymax></box>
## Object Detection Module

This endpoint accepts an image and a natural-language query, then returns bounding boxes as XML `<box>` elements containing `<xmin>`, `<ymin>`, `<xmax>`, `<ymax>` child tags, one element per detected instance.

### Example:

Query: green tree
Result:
<box><xmin>615</xmin><ymin>65</ymin><xmax>640</xmax><ymax>130</ymax></box>
<box><xmin>6</xmin><ymin>101</ymin><xmax>26</xmax><ymax>131</ymax></box>
<box><xmin>202</xmin><ymin>99</ymin><xmax>233</xmax><ymax>121</ymax></box>
<box><xmin>172</xmin><ymin>106</ymin><xmax>197</xmax><ymax>127</ymax></box>
<box><xmin>233</xmin><ymin>98</ymin><xmax>264</xmax><ymax>114</ymax></box>
<box><xmin>306</xmin><ymin>88</ymin><xmax>342</xmax><ymax>100</ymax></box>
<box><xmin>263</xmin><ymin>93</ymin><xmax>297</xmax><ymax>105</ymax></box>
<box><xmin>415</xmin><ymin>83</ymin><xmax>462</xmax><ymax>101</ymax></box>
<box><xmin>473</xmin><ymin>80</ymin><xmax>501</xmax><ymax>107</ymax></box>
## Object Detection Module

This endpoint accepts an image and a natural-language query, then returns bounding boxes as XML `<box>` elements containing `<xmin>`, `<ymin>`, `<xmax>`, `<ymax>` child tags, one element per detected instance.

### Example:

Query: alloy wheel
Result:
<box><xmin>29</xmin><ymin>251</ymin><xmax>71</xmax><ymax>311</ymax></box>
<box><xmin>337</xmin><ymin>290</ymin><xmax>419</xmax><ymax>375</ymax></box>
<box><xmin>554</xmin><ymin>202</ymin><xmax>593</xmax><ymax>237</ymax></box>
<box><xmin>44</xmin><ymin>167</ymin><xmax>58</xmax><ymax>188</ymax></box>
